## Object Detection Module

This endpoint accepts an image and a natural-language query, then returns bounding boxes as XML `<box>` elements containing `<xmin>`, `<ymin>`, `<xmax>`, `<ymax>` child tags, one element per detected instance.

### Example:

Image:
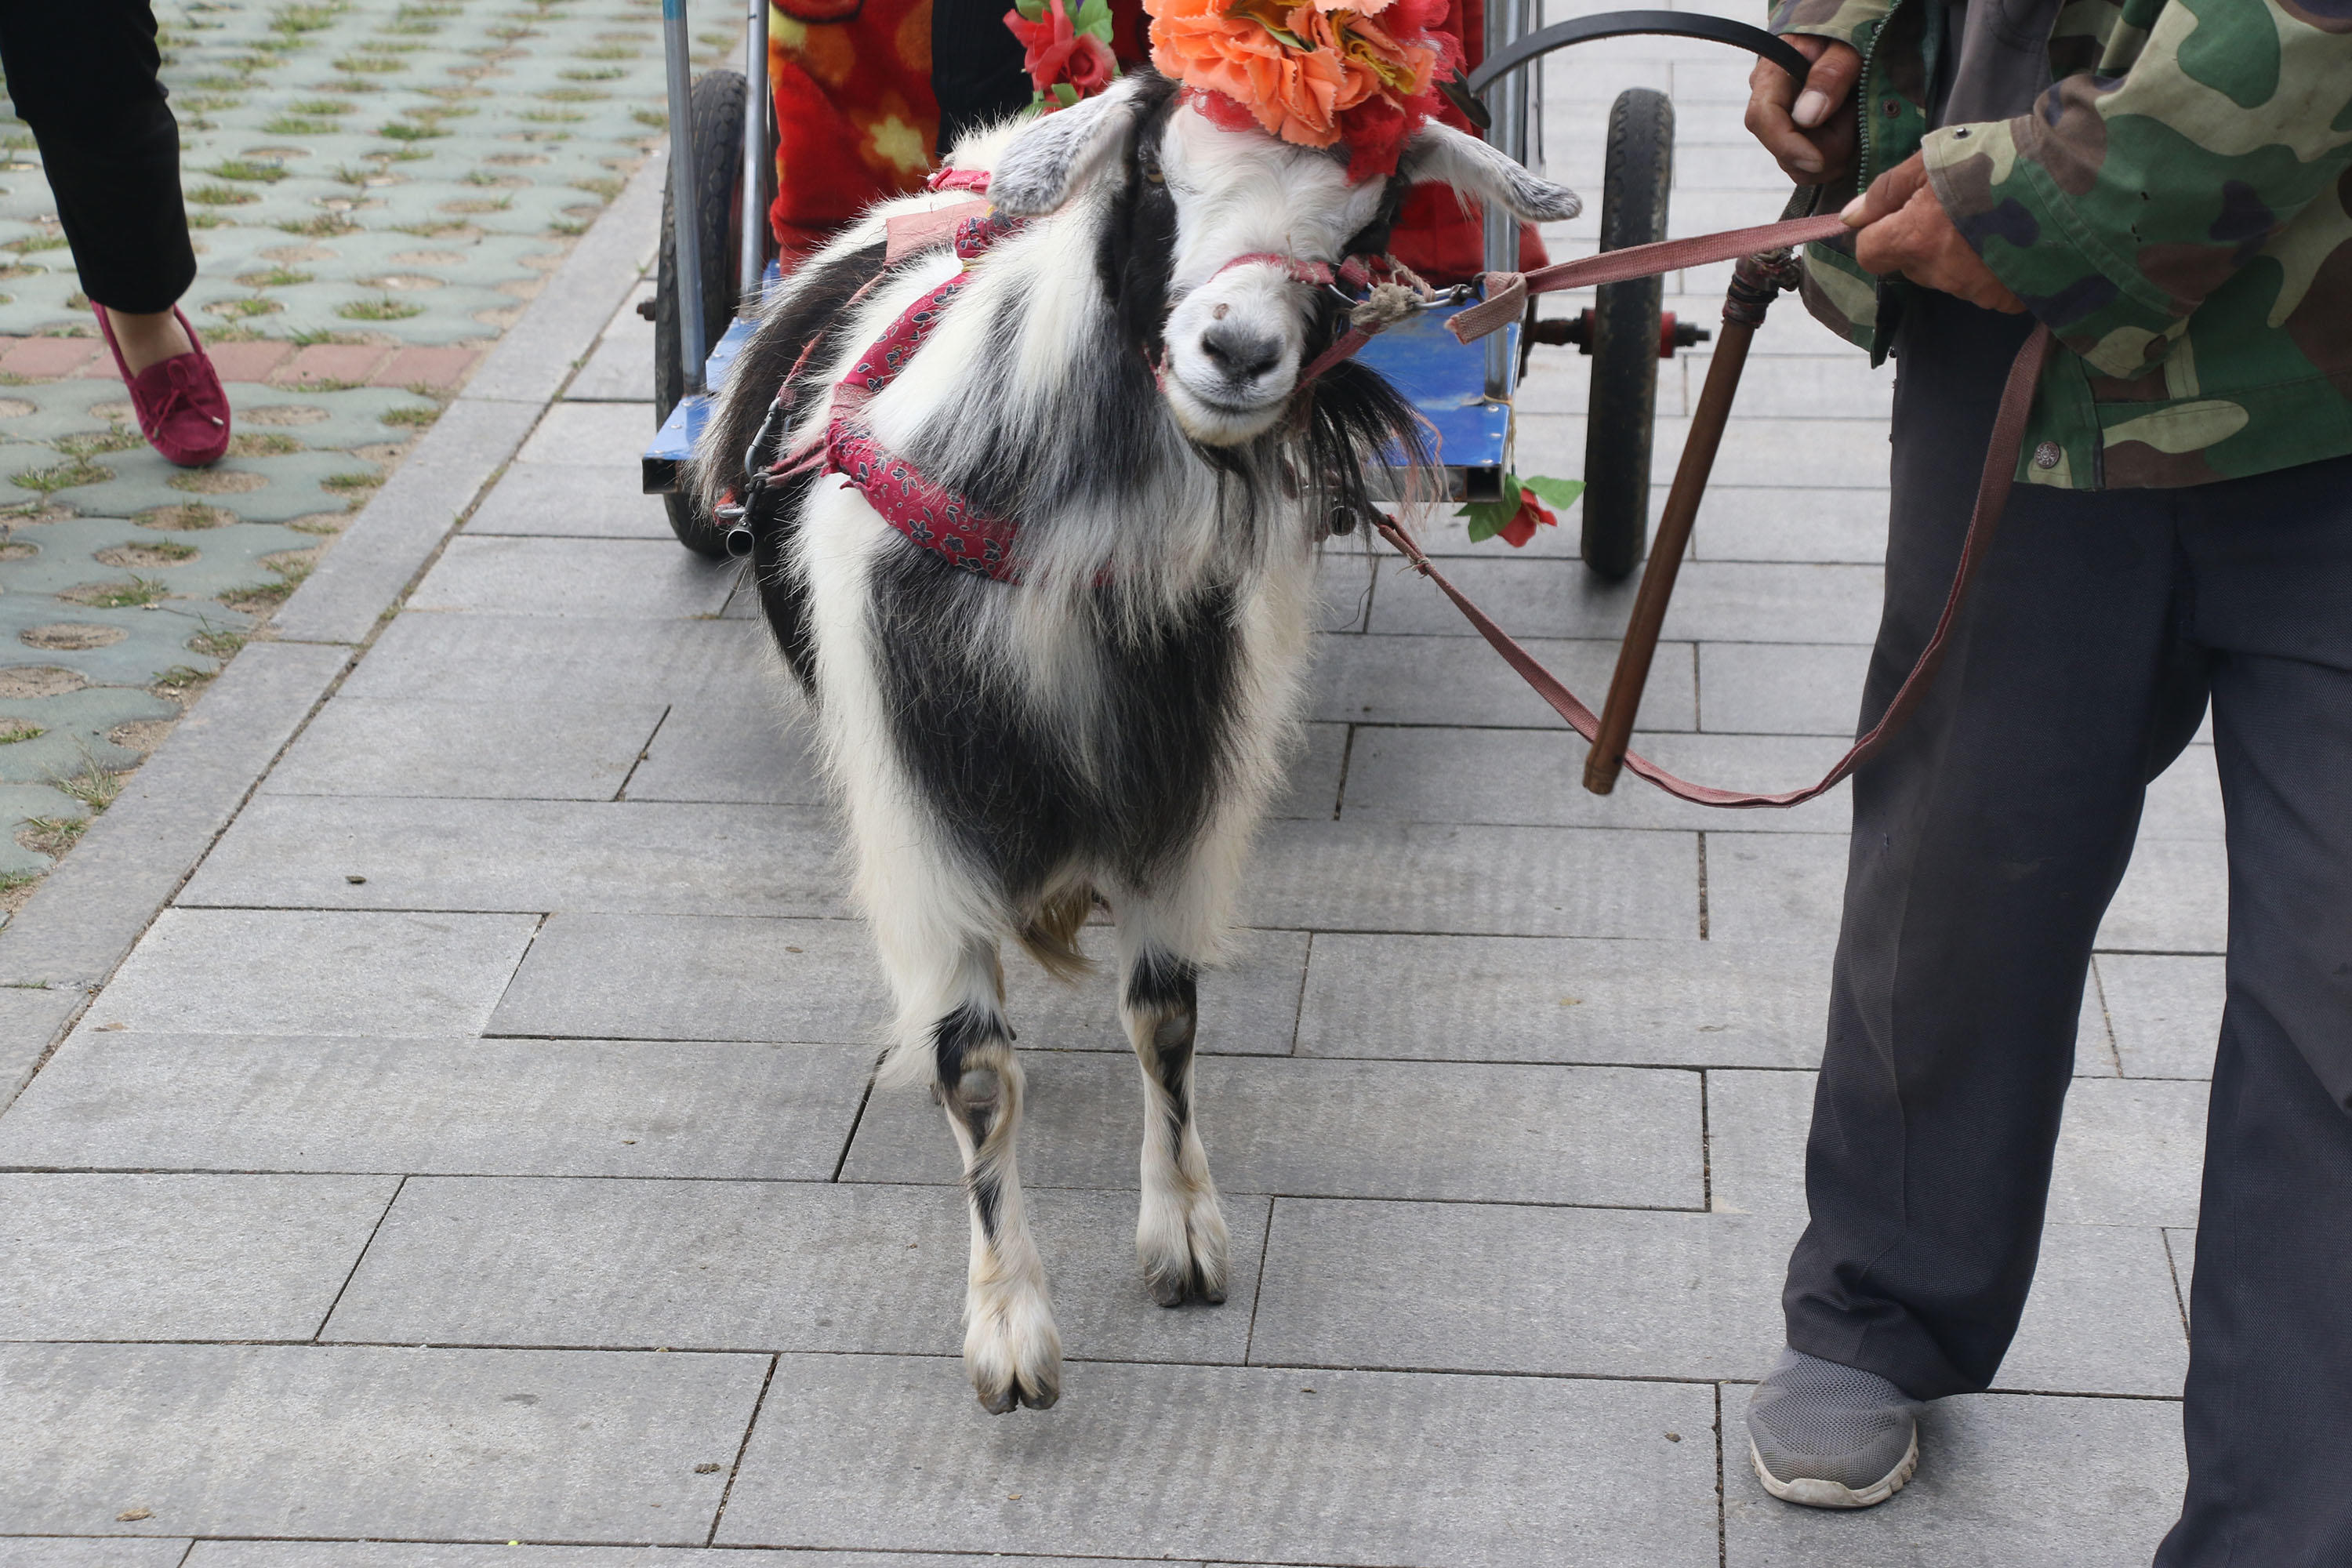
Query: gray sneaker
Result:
<box><xmin>1747</xmin><ymin>1348</ymin><xmax>1921</xmax><ymax>1508</ymax></box>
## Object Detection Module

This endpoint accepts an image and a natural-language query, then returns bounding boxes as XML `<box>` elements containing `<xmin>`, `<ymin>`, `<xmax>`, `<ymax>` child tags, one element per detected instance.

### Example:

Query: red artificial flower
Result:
<box><xmin>1496</xmin><ymin>485</ymin><xmax>1558</xmax><ymax>547</ymax></box>
<box><xmin>1006</xmin><ymin>0</ymin><xmax>1119</xmax><ymax>100</ymax></box>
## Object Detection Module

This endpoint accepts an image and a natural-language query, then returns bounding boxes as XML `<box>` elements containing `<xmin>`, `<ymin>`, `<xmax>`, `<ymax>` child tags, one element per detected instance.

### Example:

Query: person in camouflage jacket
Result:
<box><xmin>1730</xmin><ymin>0</ymin><xmax>2352</xmax><ymax>1559</ymax></box>
<box><xmin>1765</xmin><ymin>0</ymin><xmax>2352</xmax><ymax>488</ymax></box>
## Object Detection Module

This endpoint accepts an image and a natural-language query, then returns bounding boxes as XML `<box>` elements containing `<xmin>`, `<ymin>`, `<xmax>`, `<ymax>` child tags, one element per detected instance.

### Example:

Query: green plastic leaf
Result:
<box><xmin>1014</xmin><ymin>0</ymin><xmax>1047</xmax><ymax>20</ymax></box>
<box><xmin>1458</xmin><ymin>499</ymin><xmax>1514</xmax><ymax>543</ymax></box>
<box><xmin>1074</xmin><ymin>0</ymin><xmax>1113</xmax><ymax>36</ymax></box>
<box><xmin>1520</xmin><ymin>474</ymin><xmax>1584</xmax><ymax>508</ymax></box>
<box><xmin>1051</xmin><ymin>82</ymin><xmax>1080</xmax><ymax>106</ymax></box>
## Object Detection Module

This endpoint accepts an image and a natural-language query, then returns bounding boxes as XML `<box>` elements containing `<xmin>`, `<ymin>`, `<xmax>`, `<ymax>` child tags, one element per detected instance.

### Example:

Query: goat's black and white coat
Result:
<box><xmin>696</xmin><ymin>71</ymin><xmax>1577</xmax><ymax>1413</ymax></box>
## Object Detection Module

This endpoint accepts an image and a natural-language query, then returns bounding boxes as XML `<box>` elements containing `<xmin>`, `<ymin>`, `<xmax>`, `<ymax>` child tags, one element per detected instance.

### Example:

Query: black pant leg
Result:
<box><xmin>2156</xmin><ymin>458</ymin><xmax>2352</xmax><ymax>1567</ymax></box>
<box><xmin>1781</xmin><ymin>293</ymin><xmax>2198</xmax><ymax>1399</ymax></box>
<box><xmin>0</xmin><ymin>0</ymin><xmax>195</xmax><ymax>313</ymax></box>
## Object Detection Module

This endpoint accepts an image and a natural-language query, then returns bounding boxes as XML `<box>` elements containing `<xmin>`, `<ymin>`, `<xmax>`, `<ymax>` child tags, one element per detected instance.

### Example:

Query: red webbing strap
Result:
<box><xmin>1446</xmin><ymin>212</ymin><xmax>1853</xmax><ymax>343</ymax></box>
<box><xmin>1375</xmin><ymin>324</ymin><xmax>2055</xmax><ymax>808</ymax></box>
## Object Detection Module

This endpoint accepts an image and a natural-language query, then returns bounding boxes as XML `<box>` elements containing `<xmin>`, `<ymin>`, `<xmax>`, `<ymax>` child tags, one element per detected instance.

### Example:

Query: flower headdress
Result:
<box><xmin>1143</xmin><ymin>0</ymin><xmax>1457</xmax><ymax>178</ymax></box>
<box><xmin>1006</xmin><ymin>0</ymin><xmax>1123</xmax><ymax>113</ymax></box>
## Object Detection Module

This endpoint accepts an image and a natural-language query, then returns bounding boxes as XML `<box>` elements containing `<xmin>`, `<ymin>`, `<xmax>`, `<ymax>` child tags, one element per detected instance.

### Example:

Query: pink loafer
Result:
<box><xmin>93</xmin><ymin>306</ymin><xmax>233</xmax><ymax>468</ymax></box>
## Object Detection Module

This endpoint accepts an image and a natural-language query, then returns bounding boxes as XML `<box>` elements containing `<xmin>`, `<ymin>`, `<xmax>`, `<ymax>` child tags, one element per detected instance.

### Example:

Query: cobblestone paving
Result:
<box><xmin>0</xmin><ymin>0</ymin><xmax>718</xmax><ymax>901</ymax></box>
<box><xmin>0</xmin><ymin>6</ymin><xmax>2225</xmax><ymax>1565</ymax></box>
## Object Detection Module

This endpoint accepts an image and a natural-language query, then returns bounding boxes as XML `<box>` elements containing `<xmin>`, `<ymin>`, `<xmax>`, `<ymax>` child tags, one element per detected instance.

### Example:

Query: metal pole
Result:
<box><xmin>662</xmin><ymin>0</ymin><xmax>708</xmax><ymax>394</ymax></box>
<box><xmin>737</xmin><ymin>0</ymin><xmax>769</xmax><ymax>313</ymax></box>
<box><xmin>1480</xmin><ymin>0</ymin><xmax>1527</xmax><ymax>401</ymax></box>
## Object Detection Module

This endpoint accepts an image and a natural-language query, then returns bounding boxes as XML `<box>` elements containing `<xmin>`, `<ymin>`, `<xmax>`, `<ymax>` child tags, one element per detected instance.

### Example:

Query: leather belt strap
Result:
<box><xmin>1445</xmin><ymin>212</ymin><xmax>1853</xmax><ymax>343</ymax></box>
<box><xmin>1374</xmin><ymin>323</ymin><xmax>2056</xmax><ymax>808</ymax></box>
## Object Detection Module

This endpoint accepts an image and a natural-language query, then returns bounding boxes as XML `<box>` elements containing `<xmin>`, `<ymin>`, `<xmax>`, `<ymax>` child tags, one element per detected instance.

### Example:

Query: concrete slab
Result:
<box><xmin>176</xmin><ymin>797</ymin><xmax>847</xmax><ymax>918</ymax></box>
<box><xmin>1702</xmin><ymin>832</ymin><xmax>1846</xmax><ymax>943</ymax></box>
<box><xmin>2099</xmin><ymin>839</ymin><xmax>2228</xmax><ymax>954</ymax></box>
<box><xmin>1240</xmin><ymin>820</ymin><xmax>1697</xmax><ymax>937</ymax></box>
<box><xmin>0</xmin><ymin>985</ymin><xmax>82</xmax><ymax>1111</ymax></box>
<box><xmin>622</xmin><ymin>701</ymin><xmax>825</xmax><ymax>805</ymax></box>
<box><xmin>1722</xmin><ymin>1389</ymin><xmax>2185</xmax><ymax>1568</ymax></box>
<box><xmin>2049</xmin><ymin>1079</ymin><xmax>2208</xmax><ymax>1229</ymax></box>
<box><xmin>1341</xmin><ymin>725</ymin><xmax>1851</xmax><ymax>833</ymax></box>
<box><xmin>2140</xmin><ymin>743</ymin><xmax>2223</xmax><ymax>840</ymax></box>
<box><xmin>190</xmin><ymin>1548</ymin><xmax>1185</xmax><ymax>1568</ymax></box>
<box><xmin>0</xmin><ymin>1343</ymin><xmax>764</xmax><ymax>1544</ymax></box>
<box><xmin>0</xmin><ymin>1034</ymin><xmax>872</xmax><ymax>1181</ymax></box>
<box><xmin>405</xmin><ymin>537</ymin><xmax>735</xmax><ymax>620</ymax></box>
<box><xmin>341</xmin><ymin>615</ymin><xmax>771</xmax><ymax>706</ymax></box>
<box><xmin>1705</xmin><ymin>1069</ymin><xmax>1813</xmax><ymax>1218</ymax></box>
<box><xmin>1312</xmin><ymin>631</ymin><xmax>1697</xmax><ymax>729</ymax></box>
<box><xmin>82</xmin><ymin>909</ymin><xmax>539</xmax><ymax>1038</ymax></box>
<box><xmin>1367</xmin><ymin>559</ymin><xmax>1882</xmax><ymax>646</ymax></box>
<box><xmin>2166</xmin><ymin>1229</ymin><xmax>2195</xmax><ymax>1327</ymax></box>
<box><xmin>264</xmin><ymin>696</ymin><xmax>668</xmax><ymax>800</ymax></box>
<box><xmin>1298</xmin><ymin>935</ymin><xmax>1831</xmax><ymax>1068</ymax></box>
<box><xmin>0</xmin><ymin>1542</ymin><xmax>192</xmax><ymax>1567</ymax></box>
<box><xmin>1697</xmin><ymin>641</ymin><xmax>1873</xmax><ymax>736</ymax></box>
<box><xmin>1270</xmin><ymin>720</ymin><xmax>1347</xmax><ymax>819</ymax></box>
<box><xmin>324</xmin><ymin>1177</ymin><xmax>1269</xmax><ymax>1367</ymax></box>
<box><xmin>717</xmin><ymin>1354</ymin><xmax>1722</xmax><ymax>1566</ymax></box>
<box><xmin>1252</xmin><ymin>1198</ymin><xmax>1794</xmax><ymax>1380</ymax></box>
<box><xmin>1998</xmin><ymin>1224</ymin><xmax>2187</xmax><ymax>1398</ymax></box>
<box><xmin>844</xmin><ymin>1053</ymin><xmax>1704</xmax><ymax>1207</ymax></box>
<box><xmin>2098</xmin><ymin>953</ymin><xmax>2224</xmax><ymax>1080</ymax></box>
<box><xmin>0</xmin><ymin>1173</ymin><xmax>394</xmax><ymax>1341</ymax></box>
<box><xmin>465</xmin><ymin>461</ymin><xmax>673</xmax><ymax>540</ymax></box>
<box><xmin>517</xmin><ymin>402</ymin><xmax>655</xmax><ymax>466</ymax></box>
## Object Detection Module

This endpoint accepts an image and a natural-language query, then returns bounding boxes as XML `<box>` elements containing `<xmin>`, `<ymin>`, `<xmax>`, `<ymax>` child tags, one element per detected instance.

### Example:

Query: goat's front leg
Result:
<box><xmin>1120</xmin><ymin>942</ymin><xmax>1230</xmax><ymax>1307</ymax></box>
<box><xmin>932</xmin><ymin>993</ymin><xmax>1061</xmax><ymax>1411</ymax></box>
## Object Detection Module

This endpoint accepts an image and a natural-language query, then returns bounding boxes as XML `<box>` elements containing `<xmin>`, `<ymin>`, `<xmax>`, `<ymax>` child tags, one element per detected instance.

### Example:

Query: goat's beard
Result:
<box><xmin>1160</xmin><ymin>374</ymin><xmax>1297</xmax><ymax>447</ymax></box>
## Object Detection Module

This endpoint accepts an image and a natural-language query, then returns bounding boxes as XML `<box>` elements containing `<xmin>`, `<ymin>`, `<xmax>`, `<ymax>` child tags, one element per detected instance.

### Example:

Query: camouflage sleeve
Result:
<box><xmin>1766</xmin><ymin>0</ymin><xmax>1893</xmax><ymax>53</ymax></box>
<box><xmin>1924</xmin><ymin>0</ymin><xmax>2352</xmax><ymax>379</ymax></box>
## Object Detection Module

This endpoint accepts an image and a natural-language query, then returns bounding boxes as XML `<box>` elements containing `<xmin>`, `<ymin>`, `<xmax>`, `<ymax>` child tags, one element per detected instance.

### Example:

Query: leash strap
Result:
<box><xmin>1374</xmin><ymin>324</ymin><xmax>2055</xmax><ymax>808</ymax></box>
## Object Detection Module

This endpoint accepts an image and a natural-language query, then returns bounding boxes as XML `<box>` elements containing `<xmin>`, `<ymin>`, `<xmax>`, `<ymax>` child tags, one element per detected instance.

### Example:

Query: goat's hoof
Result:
<box><xmin>965</xmin><ymin>1289</ymin><xmax>1062</xmax><ymax>1414</ymax></box>
<box><xmin>1140</xmin><ymin>1192</ymin><xmax>1230</xmax><ymax>1306</ymax></box>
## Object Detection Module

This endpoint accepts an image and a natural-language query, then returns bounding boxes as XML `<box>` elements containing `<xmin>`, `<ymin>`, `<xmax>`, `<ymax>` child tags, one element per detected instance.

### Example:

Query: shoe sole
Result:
<box><xmin>1749</xmin><ymin>1427</ymin><xmax>1918</xmax><ymax>1510</ymax></box>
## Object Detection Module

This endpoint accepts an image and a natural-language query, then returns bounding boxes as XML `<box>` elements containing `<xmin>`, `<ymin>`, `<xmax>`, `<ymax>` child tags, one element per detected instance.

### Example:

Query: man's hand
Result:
<box><xmin>1746</xmin><ymin>36</ymin><xmax>1860</xmax><ymax>184</ymax></box>
<box><xmin>1843</xmin><ymin>153</ymin><xmax>2024</xmax><ymax>312</ymax></box>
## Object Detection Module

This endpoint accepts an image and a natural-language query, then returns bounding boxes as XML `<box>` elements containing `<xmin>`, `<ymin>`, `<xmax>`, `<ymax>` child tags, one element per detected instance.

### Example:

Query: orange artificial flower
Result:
<box><xmin>1148</xmin><ymin>0</ymin><xmax>1434</xmax><ymax>150</ymax></box>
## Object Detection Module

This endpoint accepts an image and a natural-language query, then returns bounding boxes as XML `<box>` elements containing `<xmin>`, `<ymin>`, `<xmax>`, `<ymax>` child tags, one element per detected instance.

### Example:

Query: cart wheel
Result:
<box><xmin>1580</xmin><ymin>87</ymin><xmax>1673</xmax><ymax>582</ymax></box>
<box><xmin>655</xmin><ymin>68</ymin><xmax>749</xmax><ymax>558</ymax></box>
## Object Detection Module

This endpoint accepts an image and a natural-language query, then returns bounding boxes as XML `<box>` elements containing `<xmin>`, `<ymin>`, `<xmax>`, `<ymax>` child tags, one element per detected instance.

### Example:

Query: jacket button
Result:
<box><xmin>2033</xmin><ymin>441</ymin><xmax>2062</xmax><ymax>470</ymax></box>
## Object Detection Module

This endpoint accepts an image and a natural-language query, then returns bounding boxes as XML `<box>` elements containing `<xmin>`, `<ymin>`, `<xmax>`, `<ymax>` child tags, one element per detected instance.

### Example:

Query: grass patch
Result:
<box><xmin>277</xmin><ymin>213</ymin><xmax>361</xmax><ymax>238</ymax></box>
<box><xmin>188</xmin><ymin>624</ymin><xmax>248</xmax><ymax>660</ymax></box>
<box><xmin>546</xmin><ymin>219</ymin><xmax>589</xmax><ymax>236</ymax></box>
<box><xmin>630</xmin><ymin>107</ymin><xmax>667</xmax><ymax>130</ymax></box>
<box><xmin>560</xmin><ymin>65</ymin><xmax>626</xmax><ymax>81</ymax></box>
<box><xmin>271</xmin><ymin>2</ymin><xmax>347</xmax><ymax>34</ymax></box>
<box><xmin>4</xmin><ymin>234</ymin><xmax>70</xmax><ymax>254</ymax></box>
<box><xmin>154</xmin><ymin>663</ymin><xmax>214</xmax><ymax>697</ymax></box>
<box><xmin>0</xmin><ymin>720</ymin><xmax>45</xmax><ymax>746</ymax></box>
<box><xmin>207</xmin><ymin>159</ymin><xmax>288</xmax><ymax>183</ymax></box>
<box><xmin>208</xmin><ymin>296</ymin><xmax>284</xmax><ymax>319</ymax></box>
<box><xmin>228</xmin><ymin>433</ymin><xmax>302</xmax><ymax>457</ymax></box>
<box><xmin>263</xmin><ymin>115</ymin><xmax>341</xmax><ymax>135</ymax></box>
<box><xmin>53</xmin><ymin>750</ymin><xmax>127</xmax><ymax>814</ymax></box>
<box><xmin>10</xmin><ymin>457</ymin><xmax>110</xmax><ymax>494</ymax></box>
<box><xmin>379</xmin><ymin>403</ymin><xmax>441</xmax><ymax>428</ymax></box>
<box><xmin>336</xmin><ymin>296</ymin><xmax>423</xmax><ymax>321</ymax></box>
<box><xmin>237</xmin><ymin>267</ymin><xmax>314</xmax><ymax>288</ymax></box>
<box><xmin>378</xmin><ymin>121</ymin><xmax>448</xmax><ymax>141</ymax></box>
<box><xmin>572</xmin><ymin>176</ymin><xmax>622</xmax><ymax>201</ymax></box>
<box><xmin>289</xmin><ymin>98</ymin><xmax>353</xmax><ymax>114</ymax></box>
<box><xmin>321</xmin><ymin>471</ymin><xmax>381</xmax><ymax>492</ymax></box>
<box><xmin>17</xmin><ymin>816</ymin><xmax>86</xmax><ymax>857</ymax></box>
<box><xmin>537</xmin><ymin>86</ymin><xmax>609</xmax><ymax>103</ymax></box>
<box><xmin>65</xmin><ymin>576</ymin><xmax>172</xmax><ymax>609</ymax></box>
<box><xmin>54</xmin><ymin>428</ymin><xmax>144</xmax><ymax>458</ymax></box>
<box><xmin>333</xmin><ymin>53</ymin><xmax>408</xmax><ymax>73</ymax></box>
<box><xmin>187</xmin><ymin>183</ymin><xmax>260</xmax><ymax>207</ymax></box>
<box><xmin>575</xmin><ymin>42</ymin><xmax>641</xmax><ymax>59</ymax></box>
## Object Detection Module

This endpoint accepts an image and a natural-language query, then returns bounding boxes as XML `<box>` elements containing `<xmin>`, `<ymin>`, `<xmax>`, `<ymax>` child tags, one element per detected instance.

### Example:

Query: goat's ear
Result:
<box><xmin>990</xmin><ymin>81</ymin><xmax>1146</xmax><ymax>216</ymax></box>
<box><xmin>1398</xmin><ymin>121</ymin><xmax>1581</xmax><ymax>223</ymax></box>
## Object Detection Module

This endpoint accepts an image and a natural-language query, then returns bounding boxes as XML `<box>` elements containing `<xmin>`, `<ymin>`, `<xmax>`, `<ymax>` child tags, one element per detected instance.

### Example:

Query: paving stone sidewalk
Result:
<box><xmin>0</xmin><ymin>6</ymin><xmax>2223</xmax><ymax>1565</ymax></box>
<box><xmin>0</xmin><ymin>0</ymin><xmax>724</xmax><ymax>904</ymax></box>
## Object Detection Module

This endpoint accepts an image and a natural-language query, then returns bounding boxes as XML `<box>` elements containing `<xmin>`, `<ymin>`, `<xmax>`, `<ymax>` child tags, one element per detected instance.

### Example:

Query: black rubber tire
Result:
<box><xmin>1580</xmin><ymin>87</ymin><xmax>1674</xmax><ymax>582</ymax></box>
<box><xmin>655</xmin><ymin>68</ymin><xmax>748</xmax><ymax>558</ymax></box>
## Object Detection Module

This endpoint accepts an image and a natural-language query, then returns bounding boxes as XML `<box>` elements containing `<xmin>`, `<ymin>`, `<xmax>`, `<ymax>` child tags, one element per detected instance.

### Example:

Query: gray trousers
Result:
<box><xmin>1779</xmin><ymin>292</ymin><xmax>2352</xmax><ymax>1566</ymax></box>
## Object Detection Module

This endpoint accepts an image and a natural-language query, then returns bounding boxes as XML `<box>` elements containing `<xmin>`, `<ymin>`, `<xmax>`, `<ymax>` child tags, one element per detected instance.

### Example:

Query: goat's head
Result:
<box><xmin>990</xmin><ymin>71</ymin><xmax>1581</xmax><ymax>447</ymax></box>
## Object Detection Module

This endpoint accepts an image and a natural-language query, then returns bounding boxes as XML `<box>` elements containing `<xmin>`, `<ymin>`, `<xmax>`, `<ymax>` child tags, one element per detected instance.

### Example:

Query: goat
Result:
<box><xmin>695</xmin><ymin>69</ymin><xmax>1578</xmax><ymax>1413</ymax></box>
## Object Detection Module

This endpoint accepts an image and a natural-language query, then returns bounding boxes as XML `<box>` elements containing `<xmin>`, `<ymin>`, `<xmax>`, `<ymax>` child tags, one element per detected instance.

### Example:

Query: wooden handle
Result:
<box><xmin>1583</xmin><ymin>316</ymin><xmax>1758</xmax><ymax>795</ymax></box>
